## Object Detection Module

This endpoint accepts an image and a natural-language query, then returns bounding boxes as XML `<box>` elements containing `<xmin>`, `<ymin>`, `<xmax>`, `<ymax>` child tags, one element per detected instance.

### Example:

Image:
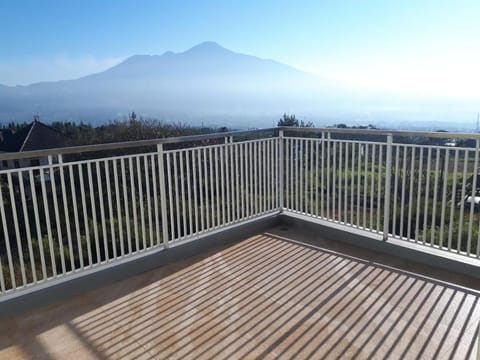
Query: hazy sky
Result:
<box><xmin>1</xmin><ymin>0</ymin><xmax>479</xmax><ymax>98</ymax></box>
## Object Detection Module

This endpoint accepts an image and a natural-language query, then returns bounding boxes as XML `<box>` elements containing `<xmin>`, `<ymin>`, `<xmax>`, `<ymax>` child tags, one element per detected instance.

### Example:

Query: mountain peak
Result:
<box><xmin>183</xmin><ymin>41</ymin><xmax>231</xmax><ymax>55</ymax></box>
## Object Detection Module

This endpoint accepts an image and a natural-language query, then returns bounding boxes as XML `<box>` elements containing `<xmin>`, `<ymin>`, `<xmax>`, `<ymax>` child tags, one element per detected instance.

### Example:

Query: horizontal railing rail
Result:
<box><xmin>279</xmin><ymin>126</ymin><xmax>480</xmax><ymax>140</ymax></box>
<box><xmin>2</xmin><ymin>125</ymin><xmax>479</xmax><ymax>162</ymax></box>
<box><xmin>1</xmin><ymin>126</ymin><xmax>480</xmax><ymax>299</ymax></box>
<box><xmin>0</xmin><ymin>128</ymin><xmax>279</xmax><ymax>161</ymax></box>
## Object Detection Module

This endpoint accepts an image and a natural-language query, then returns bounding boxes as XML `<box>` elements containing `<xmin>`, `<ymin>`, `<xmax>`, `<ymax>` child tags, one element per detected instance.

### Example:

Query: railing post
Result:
<box><xmin>157</xmin><ymin>144</ymin><xmax>169</xmax><ymax>248</ymax></box>
<box><xmin>279</xmin><ymin>129</ymin><xmax>284</xmax><ymax>212</ymax></box>
<box><xmin>383</xmin><ymin>134</ymin><xmax>393</xmax><ymax>240</ymax></box>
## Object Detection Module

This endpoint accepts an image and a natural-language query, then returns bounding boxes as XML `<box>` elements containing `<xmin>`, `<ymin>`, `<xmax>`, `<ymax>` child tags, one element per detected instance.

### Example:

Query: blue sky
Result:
<box><xmin>1</xmin><ymin>0</ymin><xmax>479</xmax><ymax>98</ymax></box>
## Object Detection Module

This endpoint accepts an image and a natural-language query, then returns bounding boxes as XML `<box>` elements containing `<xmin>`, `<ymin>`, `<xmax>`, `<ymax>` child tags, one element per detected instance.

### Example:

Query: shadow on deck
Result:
<box><xmin>0</xmin><ymin>225</ymin><xmax>479</xmax><ymax>359</ymax></box>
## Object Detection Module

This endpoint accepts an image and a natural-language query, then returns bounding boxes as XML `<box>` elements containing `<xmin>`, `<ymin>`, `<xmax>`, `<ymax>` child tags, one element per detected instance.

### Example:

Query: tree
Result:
<box><xmin>277</xmin><ymin>113</ymin><xmax>314</xmax><ymax>127</ymax></box>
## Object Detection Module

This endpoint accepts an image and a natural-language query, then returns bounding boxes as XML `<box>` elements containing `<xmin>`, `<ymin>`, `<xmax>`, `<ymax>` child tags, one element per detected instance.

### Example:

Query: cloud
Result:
<box><xmin>0</xmin><ymin>55</ymin><xmax>125</xmax><ymax>86</ymax></box>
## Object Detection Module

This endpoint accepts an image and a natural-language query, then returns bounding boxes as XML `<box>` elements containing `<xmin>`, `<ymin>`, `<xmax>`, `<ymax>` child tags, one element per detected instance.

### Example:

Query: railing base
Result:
<box><xmin>0</xmin><ymin>214</ymin><xmax>281</xmax><ymax>319</ymax></box>
<box><xmin>279</xmin><ymin>211</ymin><xmax>480</xmax><ymax>283</ymax></box>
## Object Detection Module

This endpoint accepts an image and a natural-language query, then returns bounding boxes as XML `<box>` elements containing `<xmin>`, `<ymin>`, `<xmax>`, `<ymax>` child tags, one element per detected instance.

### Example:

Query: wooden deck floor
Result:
<box><xmin>0</xmin><ymin>227</ymin><xmax>479</xmax><ymax>359</ymax></box>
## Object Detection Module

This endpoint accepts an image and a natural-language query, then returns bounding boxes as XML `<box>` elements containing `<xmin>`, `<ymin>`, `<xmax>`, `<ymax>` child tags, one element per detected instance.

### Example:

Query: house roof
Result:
<box><xmin>0</xmin><ymin>120</ymin><xmax>66</xmax><ymax>152</ymax></box>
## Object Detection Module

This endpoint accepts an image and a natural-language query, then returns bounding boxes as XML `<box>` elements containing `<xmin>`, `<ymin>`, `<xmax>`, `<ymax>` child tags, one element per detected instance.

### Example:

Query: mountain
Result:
<box><xmin>0</xmin><ymin>42</ymin><xmax>334</xmax><ymax>127</ymax></box>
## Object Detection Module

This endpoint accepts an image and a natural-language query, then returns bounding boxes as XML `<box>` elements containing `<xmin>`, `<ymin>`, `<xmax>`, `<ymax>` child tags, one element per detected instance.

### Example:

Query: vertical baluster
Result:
<box><xmin>298</xmin><ymin>139</ymin><xmax>303</xmax><ymax>213</ymax></box>
<box><xmin>173</xmin><ymin>152</ymin><xmax>181</xmax><ymax>237</ymax></box>
<box><xmin>370</xmin><ymin>144</ymin><xmax>376</xmax><ymax>230</ymax></box>
<box><xmin>40</xmin><ymin>168</ymin><xmax>57</xmax><ymax>277</ymax></box>
<box><xmin>363</xmin><ymin>143</ymin><xmax>368</xmax><ymax>228</ymax></box>
<box><xmin>7</xmin><ymin>172</ymin><xmax>27</xmax><ymax>285</ymax></box>
<box><xmin>198</xmin><ymin>148</ymin><xmax>204</xmax><ymax>230</ymax></box>
<box><xmin>59</xmin><ymin>156</ymin><xmax>75</xmax><ymax>271</ymax></box>
<box><xmin>383</xmin><ymin>135</ymin><xmax>393</xmax><ymax>240</ymax></box>
<box><xmin>69</xmin><ymin>165</ymin><xmax>84</xmax><ymax>268</ymax></box>
<box><xmin>254</xmin><ymin>142</ymin><xmax>258</xmax><ymax>216</ymax></box>
<box><xmin>343</xmin><ymin>142</ymin><xmax>349</xmax><ymax>223</ymax></box>
<box><xmin>407</xmin><ymin>147</ymin><xmax>416</xmax><ymax>241</ymax></box>
<box><xmin>326</xmin><ymin>136</ymin><xmax>331</xmax><ymax>219</ymax></box>
<box><xmin>167</xmin><ymin>152</ymin><xmax>175</xmax><ymax>240</ymax></box>
<box><xmin>87</xmin><ymin>162</ymin><xmax>100</xmax><ymax>263</ymax></box>
<box><xmin>305</xmin><ymin>138</ymin><xmax>309</xmax><ymax>214</ymax></box>
<box><xmin>295</xmin><ymin>139</ymin><xmax>299</xmax><ymax>213</ymax></box>
<box><xmin>40</xmin><ymin>165</ymin><xmax>56</xmax><ymax>275</ymax></box>
<box><xmin>128</xmin><ymin>156</ymin><xmax>139</xmax><ymax>250</ymax></box>
<box><xmin>105</xmin><ymin>159</ymin><xmax>117</xmax><ymax>257</ymax></box>
<box><xmin>263</xmin><ymin>140</ymin><xmax>267</xmax><ymax>213</ymax></box>
<box><xmin>415</xmin><ymin>148</ymin><xmax>424</xmax><ymax>242</ymax></box>
<box><xmin>430</xmin><ymin>148</ymin><xmax>441</xmax><ymax>247</ymax></box>
<box><xmin>135</xmin><ymin>156</ymin><xmax>147</xmax><ymax>248</ymax></box>
<box><xmin>356</xmin><ymin>143</ymin><xmax>361</xmax><ymax>227</ymax></box>
<box><xmin>230</xmin><ymin>140</ymin><xmax>234</xmax><ymax>220</ymax></box>
<box><xmin>204</xmin><ymin>147</ymin><xmax>211</xmax><ymax>226</ymax></box>
<box><xmin>112</xmin><ymin>159</ymin><xmax>123</xmax><ymax>257</ymax></box>
<box><xmin>215</xmin><ymin>146</ymin><xmax>220</xmax><ymax>223</ymax></box>
<box><xmin>96</xmin><ymin>161</ymin><xmax>108</xmax><ymax>260</ymax></box>
<box><xmin>209</xmin><ymin>147</ymin><xmax>215</xmax><ymax>224</ymax></box>
<box><xmin>0</xmin><ymin>180</ymin><xmax>16</xmax><ymax>289</ymax></box>
<box><xmin>291</xmin><ymin>138</ymin><xmax>295</xmax><ymax>212</ymax></box>
<box><xmin>400</xmin><ymin>146</ymin><xmax>407</xmax><ymax>239</ymax></box>
<box><xmin>235</xmin><ymin>143</ymin><xmax>240</xmax><ymax>221</ymax></box>
<box><xmin>248</xmin><ymin>142</ymin><xmax>253</xmax><ymax>217</ymax></box>
<box><xmin>221</xmin><ymin>143</ymin><xmax>227</xmax><ymax>224</ymax></box>
<box><xmin>157</xmin><ymin>145</ymin><xmax>168</xmax><ymax>247</ymax></box>
<box><xmin>179</xmin><ymin>151</ymin><xmax>187</xmax><ymax>236</ymax></box>
<box><xmin>376</xmin><ymin>145</ymin><xmax>383</xmax><ymax>233</ymax></box>
<box><xmin>467</xmin><ymin>141</ymin><xmax>479</xmax><ymax>255</ymax></box>
<box><xmin>144</xmin><ymin>155</ymin><xmax>153</xmax><ymax>247</ymax></box>
<box><xmin>320</xmin><ymin>134</ymin><xmax>325</xmax><ymax>218</ymax></box>
<box><xmin>448</xmin><ymin>150</ymin><xmax>459</xmax><ymax>251</ymax></box>
<box><xmin>18</xmin><ymin>171</ymin><xmax>37</xmax><ymax>281</ymax></box>
<box><xmin>186</xmin><ymin>151</ymin><xmax>193</xmax><ymax>235</ymax></box>
<box><xmin>458</xmin><ymin>150</ymin><xmax>469</xmax><ymax>253</ymax></box>
<box><xmin>151</xmin><ymin>154</ymin><xmax>160</xmax><ymax>246</ymax></box>
<box><xmin>266</xmin><ymin>140</ymin><xmax>270</xmax><ymax>212</ymax></box>
<box><xmin>439</xmin><ymin>149</ymin><xmax>449</xmax><ymax>249</ymax></box>
<box><xmin>332</xmin><ymin>140</ymin><xmax>337</xmax><ymax>220</ymax></box>
<box><xmin>121</xmin><ymin>158</ymin><xmax>132</xmax><ymax>254</ymax></box>
<box><xmin>422</xmin><ymin>148</ymin><xmax>432</xmax><ymax>244</ymax></box>
<box><xmin>46</xmin><ymin>157</ymin><xmax>65</xmax><ymax>275</ymax></box>
<box><xmin>338</xmin><ymin>141</ymin><xmax>343</xmax><ymax>222</ymax></box>
<box><xmin>30</xmin><ymin>169</ymin><xmax>47</xmax><ymax>278</ymax></box>
<box><xmin>392</xmin><ymin>145</ymin><xmax>400</xmax><ymax>237</ymax></box>
<box><xmin>350</xmin><ymin>142</ymin><xmax>355</xmax><ymax>226</ymax></box>
<box><xmin>275</xmin><ymin>137</ymin><xmax>279</xmax><ymax>210</ymax></box>
<box><xmin>308</xmin><ymin>140</ymin><xmax>316</xmax><ymax>216</ymax></box>
<box><xmin>240</xmin><ymin>143</ymin><xmax>245</xmax><ymax>219</ymax></box>
<box><xmin>316</xmin><ymin>139</ymin><xmax>320</xmax><ymax>217</ymax></box>
<box><xmin>0</xmin><ymin>246</ymin><xmax>5</xmax><ymax>293</ymax></box>
<box><xmin>192</xmin><ymin>149</ymin><xmax>199</xmax><ymax>234</ymax></box>
<box><xmin>128</xmin><ymin>157</ymin><xmax>139</xmax><ymax>251</ymax></box>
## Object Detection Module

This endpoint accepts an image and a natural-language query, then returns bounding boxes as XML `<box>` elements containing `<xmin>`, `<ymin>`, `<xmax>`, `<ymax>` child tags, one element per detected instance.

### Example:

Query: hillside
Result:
<box><xmin>0</xmin><ymin>42</ymin><xmax>331</xmax><ymax>126</ymax></box>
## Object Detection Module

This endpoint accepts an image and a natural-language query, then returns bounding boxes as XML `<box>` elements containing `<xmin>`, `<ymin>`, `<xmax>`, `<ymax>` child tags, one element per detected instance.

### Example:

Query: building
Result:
<box><xmin>0</xmin><ymin>117</ymin><xmax>66</xmax><ymax>169</ymax></box>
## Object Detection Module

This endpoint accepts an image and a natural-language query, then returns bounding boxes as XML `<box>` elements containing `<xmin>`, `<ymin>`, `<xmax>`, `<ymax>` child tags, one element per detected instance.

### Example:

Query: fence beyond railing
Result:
<box><xmin>1</xmin><ymin>126</ymin><xmax>480</xmax><ymax>298</ymax></box>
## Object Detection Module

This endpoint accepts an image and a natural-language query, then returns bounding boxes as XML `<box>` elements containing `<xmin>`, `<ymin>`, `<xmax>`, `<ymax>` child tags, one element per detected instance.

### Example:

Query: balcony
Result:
<box><xmin>0</xmin><ymin>127</ymin><xmax>479</xmax><ymax>359</ymax></box>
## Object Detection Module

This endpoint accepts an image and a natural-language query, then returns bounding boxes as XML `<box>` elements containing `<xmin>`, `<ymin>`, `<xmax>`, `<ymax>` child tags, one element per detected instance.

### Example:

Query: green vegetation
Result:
<box><xmin>277</xmin><ymin>113</ymin><xmax>314</xmax><ymax>128</ymax></box>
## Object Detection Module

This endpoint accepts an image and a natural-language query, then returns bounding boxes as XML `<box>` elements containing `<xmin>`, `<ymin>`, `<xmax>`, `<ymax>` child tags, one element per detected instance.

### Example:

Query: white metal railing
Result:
<box><xmin>0</xmin><ymin>130</ymin><xmax>279</xmax><ymax>297</ymax></box>
<box><xmin>281</xmin><ymin>129</ymin><xmax>480</xmax><ymax>260</ymax></box>
<box><xmin>1</xmin><ymin>126</ymin><xmax>480</xmax><ymax>298</ymax></box>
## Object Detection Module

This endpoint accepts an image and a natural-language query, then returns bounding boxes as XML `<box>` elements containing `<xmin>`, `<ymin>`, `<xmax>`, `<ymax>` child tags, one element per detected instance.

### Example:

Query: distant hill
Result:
<box><xmin>2</xmin><ymin>42</ymin><xmax>477</xmax><ymax>130</ymax></box>
<box><xmin>0</xmin><ymin>42</ymin><xmax>335</xmax><ymax>127</ymax></box>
